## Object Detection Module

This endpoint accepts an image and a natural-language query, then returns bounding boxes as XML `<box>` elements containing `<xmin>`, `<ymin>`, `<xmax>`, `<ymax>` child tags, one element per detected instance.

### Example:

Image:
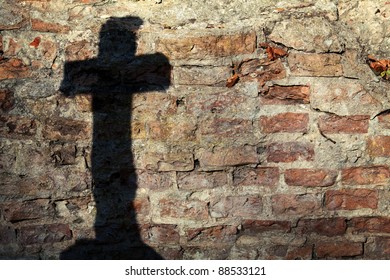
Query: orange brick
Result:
<box><xmin>260</xmin><ymin>113</ymin><xmax>309</xmax><ymax>133</ymax></box>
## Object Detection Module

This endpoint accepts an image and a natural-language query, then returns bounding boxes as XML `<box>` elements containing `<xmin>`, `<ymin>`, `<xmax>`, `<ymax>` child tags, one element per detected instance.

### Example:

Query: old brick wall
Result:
<box><xmin>1</xmin><ymin>0</ymin><xmax>390</xmax><ymax>259</ymax></box>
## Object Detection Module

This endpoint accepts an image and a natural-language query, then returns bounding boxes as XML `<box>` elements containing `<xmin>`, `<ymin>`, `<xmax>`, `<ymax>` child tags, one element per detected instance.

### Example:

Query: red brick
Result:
<box><xmin>260</xmin><ymin>113</ymin><xmax>309</xmax><ymax>133</ymax></box>
<box><xmin>297</xmin><ymin>218</ymin><xmax>347</xmax><ymax>236</ymax></box>
<box><xmin>378</xmin><ymin>112</ymin><xmax>390</xmax><ymax>129</ymax></box>
<box><xmin>186</xmin><ymin>225</ymin><xmax>238</xmax><ymax>243</ymax></box>
<box><xmin>342</xmin><ymin>166</ymin><xmax>390</xmax><ymax>185</ymax></box>
<box><xmin>367</xmin><ymin>136</ymin><xmax>390</xmax><ymax>157</ymax></box>
<box><xmin>156</xmin><ymin>31</ymin><xmax>256</xmax><ymax>59</ymax></box>
<box><xmin>198</xmin><ymin>146</ymin><xmax>258</xmax><ymax>169</ymax></box>
<box><xmin>0</xmin><ymin>58</ymin><xmax>31</xmax><ymax>80</ymax></box>
<box><xmin>158</xmin><ymin>198</ymin><xmax>209</xmax><ymax>220</ymax></box>
<box><xmin>271</xmin><ymin>194</ymin><xmax>321</xmax><ymax>215</ymax></box>
<box><xmin>288</xmin><ymin>53</ymin><xmax>343</xmax><ymax>76</ymax></box>
<box><xmin>142</xmin><ymin>152</ymin><xmax>194</xmax><ymax>172</ymax></box>
<box><xmin>18</xmin><ymin>224</ymin><xmax>72</xmax><ymax>245</ymax></box>
<box><xmin>177</xmin><ymin>171</ymin><xmax>228</xmax><ymax>190</ymax></box>
<box><xmin>0</xmin><ymin>115</ymin><xmax>37</xmax><ymax>139</ymax></box>
<box><xmin>210</xmin><ymin>195</ymin><xmax>262</xmax><ymax>218</ymax></box>
<box><xmin>0</xmin><ymin>226</ymin><xmax>16</xmax><ymax>244</ymax></box>
<box><xmin>285</xmin><ymin>169</ymin><xmax>337</xmax><ymax>187</ymax></box>
<box><xmin>200</xmin><ymin>118</ymin><xmax>252</xmax><ymax>138</ymax></box>
<box><xmin>42</xmin><ymin>118</ymin><xmax>91</xmax><ymax>141</ymax></box>
<box><xmin>318</xmin><ymin>115</ymin><xmax>370</xmax><ymax>134</ymax></box>
<box><xmin>31</xmin><ymin>19</ymin><xmax>70</xmax><ymax>33</ymax></box>
<box><xmin>267</xmin><ymin>142</ymin><xmax>314</xmax><ymax>163</ymax></box>
<box><xmin>260</xmin><ymin>85</ymin><xmax>310</xmax><ymax>105</ymax></box>
<box><xmin>350</xmin><ymin>217</ymin><xmax>390</xmax><ymax>234</ymax></box>
<box><xmin>325</xmin><ymin>189</ymin><xmax>378</xmax><ymax>210</ymax></box>
<box><xmin>315</xmin><ymin>241</ymin><xmax>363</xmax><ymax>258</ymax></box>
<box><xmin>0</xmin><ymin>89</ymin><xmax>14</xmax><ymax>111</ymax></box>
<box><xmin>242</xmin><ymin>220</ymin><xmax>291</xmax><ymax>234</ymax></box>
<box><xmin>1</xmin><ymin>199</ymin><xmax>55</xmax><ymax>222</ymax></box>
<box><xmin>233</xmin><ymin>167</ymin><xmax>279</xmax><ymax>187</ymax></box>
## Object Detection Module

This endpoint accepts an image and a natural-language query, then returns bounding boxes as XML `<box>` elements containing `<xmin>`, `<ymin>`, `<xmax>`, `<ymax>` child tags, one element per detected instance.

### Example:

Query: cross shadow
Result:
<box><xmin>59</xmin><ymin>16</ymin><xmax>171</xmax><ymax>259</ymax></box>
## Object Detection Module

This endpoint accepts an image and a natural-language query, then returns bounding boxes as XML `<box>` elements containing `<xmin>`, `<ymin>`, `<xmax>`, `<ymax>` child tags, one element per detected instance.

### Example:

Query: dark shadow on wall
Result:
<box><xmin>59</xmin><ymin>16</ymin><xmax>171</xmax><ymax>259</ymax></box>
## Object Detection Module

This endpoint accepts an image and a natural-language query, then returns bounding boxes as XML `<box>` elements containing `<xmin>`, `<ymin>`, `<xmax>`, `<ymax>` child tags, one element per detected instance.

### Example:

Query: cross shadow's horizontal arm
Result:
<box><xmin>60</xmin><ymin>53</ymin><xmax>171</xmax><ymax>96</ymax></box>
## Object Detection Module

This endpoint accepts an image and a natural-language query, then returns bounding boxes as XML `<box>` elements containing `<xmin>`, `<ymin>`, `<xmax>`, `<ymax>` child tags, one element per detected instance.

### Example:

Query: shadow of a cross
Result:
<box><xmin>59</xmin><ymin>16</ymin><xmax>171</xmax><ymax>259</ymax></box>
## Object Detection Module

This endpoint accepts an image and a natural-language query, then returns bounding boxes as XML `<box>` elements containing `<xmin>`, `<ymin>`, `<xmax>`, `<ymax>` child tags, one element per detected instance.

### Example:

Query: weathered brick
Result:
<box><xmin>325</xmin><ymin>189</ymin><xmax>378</xmax><ymax>210</ymax></box>
<box><xmin>267</xmin><ymin>142</ymin><xmax>314</xmax><ymax>163</ymax></box>
<box><xmin>65</xmin><ymin>40</ymin><xmax>95</xmax><ymax>61</ymax></box>
<box><xmin>186</xmin><ymin>89</ymin><xmax>251</xmax><ymax>116</ymax></box>
<box><xmin>233</xmin><ymin>167</ymin><xmax>279</xmax><ymax>187</ymax></box>
<box><xmin>0</xmin><ymin>58</ymin><xmax>31</xmax><ymax>80</ymax></box>
<box><xmin>131</xmin><ymin>197</ymin><xmax>150</xmax><ymax>217</ymax></box>
<box><xmin>378</xmin><ymin>112</ymin><xmax>390</xmax><ymax>129</ymax></box>
<box><xmin>311</xmin><ymin>78</ymin><xmax>381</xmax><ymax>116</ymax></box>
<box><xmin>315</xmin><ymin>241</ymin><xmax>363</xmax><ymax>258</ymax></box>
<box><xmin>42</xmin><ymin>118</ymin><xmax>91</xmax><ymax>141</ymax></box>
<box><xmin>260</xmin><ymin>85</ymin><xmax>310</xmax><ymax>105</ymax></box>
<box><xmin>0</xmin><ymin>115</ymin><xmax>37</xmax><ymax>139</ymax></box>
<box><xmin>1</xmin><ymin>199</ymin><xmax>55</xmax><ymax>222</ymax></box>
<box><xmin>350</xmin><ymin>217</ymin><xmax>390</xmax><ymax>234</ymax></box>
<box><xmin>241</xmin><ymin>220</ymin><xmax>291</xmax><ymax>234</ymax></box>
<box><xmin>365</xmin><ymin>237</ymin><xmax>390</xmax><ymax>259</ymax></box>
<box><xmin>286</xmin><ymin>246</ymin><xmax>313</xmax><ymax>260</ymax></box>
<box><xmin>157</xmin><ymin>198</ymin><xmax>209</xmax><ymax>220</ymax></box>
<box><xmin>31</xmin><ymin>19</ymin><xmax>70</xmax><ymax>33</ymax></box>
<box><xmin>0</xmin><ymin>89</ymin><xmax>14</xmax><ymax>111</ymax></box>
<box><xmin>0</xmin><ymin>3</ymin><xmax>27</xmax><ymax>30</ymax></box>
<box><xmin>240</xmin><ymin>59</ymin><xmax>287</xmax><ymax>87</ymax></box>
<box><xmin>200</xmin><ymin>118</ymin><xmax>252</xmax><ymax>138</ymax></box>
<box><xmin>318</xmin><ymin>115</ymin><xmax>370</xmax><ymax>134</ymax></box>
<box><xmin>142</xmin><ymin>224</ymin><xmax>180</xmax><ymax>244</ymax></box>
<box><xmin>271</xmin><ymin>194</ymin><xmax>321</xmax><ymax>215</ymax></box>
<box><xmin>260</xmin><ymin>113</ymin><xmax>309</xmax><ymax>133</ymax></box>
<box><xmin>288</xmin><ymin>53</ymin><xmax>343</xmax><ymax>77</ymax></box>
<box><xmin>18</xmin><ymin>224</ymin><xmax>72</xmax><ymax>245</ymax></box>
<box><xmin>367</xmin><ymin>136</ymin><xmax>390</xmax><ymax>157</ymax></box>
<box><xmin>156</xmin><ymin>31</ymin><xmax>256</xmax><ymax>59</ymax></box>
<box><xmin>285</xmin><ymin>169</ymin><xmax>337</xmax><ymax>187</ymax></box>
<box><xmin>50</xmin><ymin>142</ymin><xmax>77</xmax><ymax>166</ymax></box>
<box><xmin>177</xmin><ymin>171</ymin><xmax>228</xmax><ymax>190</ymax></box>
<box><xmin>174</xmin><ymin>66</ymin><xmax>230</xmax><ymax>86</ymax></box>
<box><xmin>269</xmin><ymin>18</ymin><xmax>343</xmax><ymax>53</ymax></box>
<box><xmin>0</xmin><ymin>226</ymin><xmax>16</xmax><ymax>244</ymax></box>
<box><xmin>149</xmin><ymin>118</ymin><xmax>196</xmax><ymax>142</ymax></box>
<box><xmin>342</xmin><ymin>166</ymin><xmax>390</xmax><ymax>185</ymax></box>
<box><xmin>210</xmin><ymin>196</ymin><xmax>262</xmax><ymax>218</ymax></box>
<box><xmin>136</xmin><ymin>170</ymin><xmax>174</xmax><ymax>191</ymax></box>
<box><xmin>132</xmin><ymin>92</ymin><xmax>177</xmax><ymax>118</ymax></box>
<box><xmin>297</xmin><ymin>218</ymin><xmax>347</xmax><ymax>236</ymax></box>
<box><xmin>186</xmin><ymin>225</ymin><xmax>238</xmax><ymax>243</ymax></box>
<box><xmin>183</xmin><ymin>246</ymin><xmax>230</xmax><ymax>260</ymax></box>
<box><xmin>198</xmin><ymin>146</ymin><xmax>258</xmax><ymax>169</ymax></box>
<box><xmin>142</xmin><ymin>152</ymin><xmax>194</xmax><ymax>172</ymax></box>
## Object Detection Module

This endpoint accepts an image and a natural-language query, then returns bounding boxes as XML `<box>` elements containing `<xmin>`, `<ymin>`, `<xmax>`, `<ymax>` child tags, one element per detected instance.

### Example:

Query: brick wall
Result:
<box><xmin>1</xmin><ymin>0</ymin><xmax>390</xmax><ymax>259</ymax></box>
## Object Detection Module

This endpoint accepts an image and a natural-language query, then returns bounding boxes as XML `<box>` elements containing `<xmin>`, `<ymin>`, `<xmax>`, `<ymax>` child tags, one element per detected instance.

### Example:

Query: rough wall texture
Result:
<box><xmin>1</xmin><ymin>0</ymin><xmax>390</xmax><ymax>259</ymax></box>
